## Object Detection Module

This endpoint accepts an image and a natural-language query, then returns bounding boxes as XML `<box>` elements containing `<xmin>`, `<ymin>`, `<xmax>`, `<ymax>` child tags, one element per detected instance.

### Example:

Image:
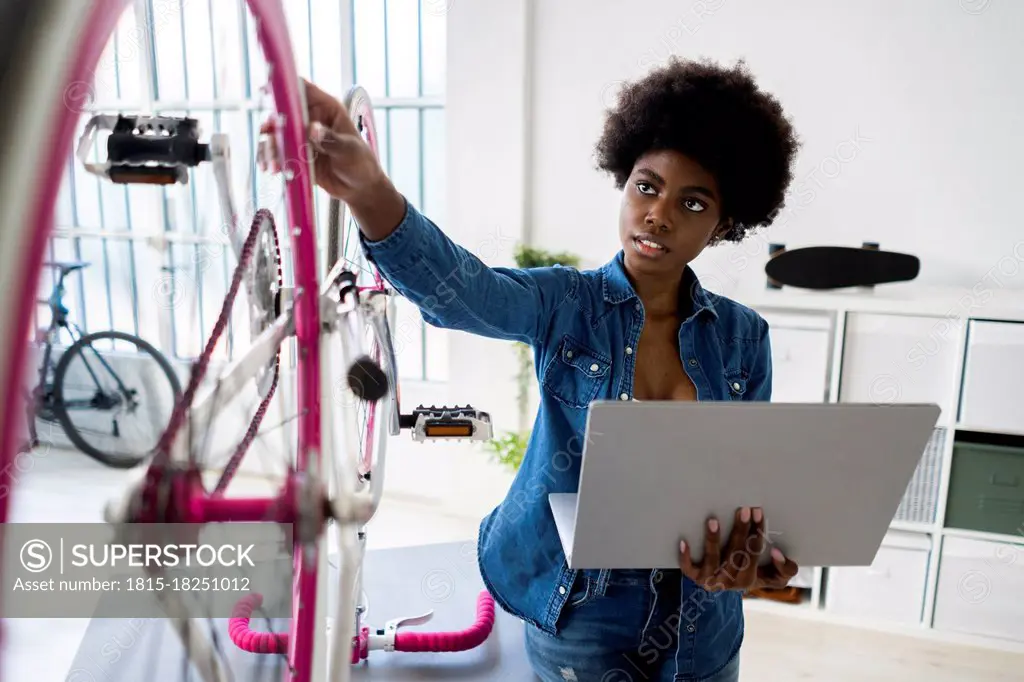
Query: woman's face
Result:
<box><xmin>618</xmin><ymin>149</ymin><xmax>729</xmax><ymax>280</ymax></box>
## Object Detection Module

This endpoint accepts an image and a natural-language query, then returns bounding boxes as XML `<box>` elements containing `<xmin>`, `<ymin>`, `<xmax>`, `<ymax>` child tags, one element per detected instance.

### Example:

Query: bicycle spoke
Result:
<box><xmin>342</xmin><ymin>254</ymin><xmax>376</xmax><ymax>283</ymax></box>
<box><xmin>181</xmin><ymin>333</ymin><xmax>295</xmax><ymax>492</ymax></box>
<box><xmin>72</xmin><ymin>340</ymin><xmax>108</xmax><ymax>389</ymax></box>
<box><xmin>192</xmin><ymin>360</ymin><xmax>234</xmax><ymax>475</ymax></box>
<box><xmin>83</xmin><ymin>337</ymin><xmax>136</xmax><ymax>398</ymax></box>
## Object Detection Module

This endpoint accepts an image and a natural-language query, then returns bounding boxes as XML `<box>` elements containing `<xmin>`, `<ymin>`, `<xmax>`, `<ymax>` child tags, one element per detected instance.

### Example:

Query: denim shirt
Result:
<box><xmin>361</xmin><ymin>199</ymin><xmax>773</xmax><ymax>679</ymax></box>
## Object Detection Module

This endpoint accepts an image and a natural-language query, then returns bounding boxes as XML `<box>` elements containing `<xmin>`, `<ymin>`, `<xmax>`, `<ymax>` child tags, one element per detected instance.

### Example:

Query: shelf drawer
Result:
<box><xmin>933</xmin><ymin>536</ymin><xmax>1024</xmax><ymax>642</ymax></box>
<box><xmin>839</xmin><ymin>313</ymin><xmax>956</xmax><ymax>419</ymax></box>
<box><xmin>893</xmin><ymin>428</ymin><xmax>946</xmax><ymax>525</ymax></box>
<box><xmin>765</xmin><ymin>318</ymin><xmax>832</xmax><ymax>403</ymax></box>
<box><xmin>959</xmin><ymin>320</ymin><xmax>1024</xmax><ymax>433</ymax></box>
<box><xmin>824</xmin><ymin>531</ymin><xmax>931</xmax><ymax>626</ymax></box>
<box><xmin>945</xmin><ymin>441</ymin><xmax>1024</xmax><ymax>536</ymax></box>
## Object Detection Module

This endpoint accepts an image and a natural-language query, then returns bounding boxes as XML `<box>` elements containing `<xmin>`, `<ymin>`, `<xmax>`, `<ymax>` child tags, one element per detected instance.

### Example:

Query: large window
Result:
<box><xmin>44</xmin><ymin>0</ymin><xmax>448</xmax><ymax>382</ymax></box>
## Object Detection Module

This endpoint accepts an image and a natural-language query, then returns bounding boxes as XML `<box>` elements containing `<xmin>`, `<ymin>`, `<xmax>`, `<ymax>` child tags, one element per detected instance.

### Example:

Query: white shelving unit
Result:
<box><xmin>736</xmin><ymin>282</ymin><xmax>1024</xmax><ymax>654</ymax></box>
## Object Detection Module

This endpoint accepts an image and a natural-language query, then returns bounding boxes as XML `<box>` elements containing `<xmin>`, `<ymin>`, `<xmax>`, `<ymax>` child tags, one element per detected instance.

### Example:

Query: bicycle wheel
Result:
<box><xmin>326</xmin><ymin>85</ymin><xmax>385</xmax><ymax>291</ymax></box>
<box><xmin>52</xmin><ymin>330</ymin><xmax>182</xmax><ymax>468</ymax></box>
<box><xmin>326</xmin><ymin>86</ymin><xmax>401</xmax><ymax>478</ymax></box>
<box><xmin>0</xmin><ymin>1</ymin><xmax>332</xmax><ymax>681</ymax></box>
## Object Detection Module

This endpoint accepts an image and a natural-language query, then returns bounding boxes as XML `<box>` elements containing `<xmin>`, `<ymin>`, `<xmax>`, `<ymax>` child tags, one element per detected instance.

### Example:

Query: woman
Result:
<box><xmin>284</xmin><ymin>56</ymin><xmax>802</xmax><ymax>682</ymax></box>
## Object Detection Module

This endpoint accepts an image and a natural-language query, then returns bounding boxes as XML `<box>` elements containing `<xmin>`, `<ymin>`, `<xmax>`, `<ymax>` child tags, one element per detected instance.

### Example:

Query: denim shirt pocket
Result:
<box><xmin>542</xmin><ymin>335</ymin><xmax>612</xmax><ymax>409</ymax></box>
<box><xmin>724</xmin><ymin>368</ymin><xmax>748</xmax><ymax>400</ymax></box>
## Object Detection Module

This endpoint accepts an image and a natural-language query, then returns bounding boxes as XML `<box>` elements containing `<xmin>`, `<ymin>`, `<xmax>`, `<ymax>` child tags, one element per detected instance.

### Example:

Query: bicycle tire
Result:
<box><xmin>368</xmin><ymin>292</ymin><xmax>401</xmax><ymax>439</ymax></box>
<box><xmin>352</xmin><ymin>292</ymin><xmax>400</xmax><ymax>475</ymax></box>
<box><xmin>326</xmin><ymin>84</ymin><xmax>402</xmax><ymax>472</ymax></box>
<box><xmin>327</xmin><ymin>84</ymin><xmax>384</xmax><ymax>290</ymax></box>
<box><xmin>52</xmin><ymin>330</ymin><xmax>183</xmax><ymax>469</ymax></box>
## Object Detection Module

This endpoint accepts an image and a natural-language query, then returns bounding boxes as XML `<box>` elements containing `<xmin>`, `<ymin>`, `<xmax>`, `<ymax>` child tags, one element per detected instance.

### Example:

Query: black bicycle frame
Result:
<box><xmin>30</xmin><ymin>268</ymin><xmax>132</xmax><ymax>425</ymax></box>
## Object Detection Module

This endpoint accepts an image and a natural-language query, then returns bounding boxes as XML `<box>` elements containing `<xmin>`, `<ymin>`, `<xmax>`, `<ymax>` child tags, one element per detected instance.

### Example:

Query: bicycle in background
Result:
<box><xmin>23</xmin><ymin>259</ymin><xmax>182</xmax><ymax>468</ymax></box>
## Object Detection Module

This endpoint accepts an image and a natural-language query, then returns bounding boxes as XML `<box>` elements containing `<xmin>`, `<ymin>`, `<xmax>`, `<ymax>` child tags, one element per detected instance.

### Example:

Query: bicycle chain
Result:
<box><xmin>211</xmin><ymin>358</ymin><xmax>279</xmax><ymax>496</ymax></box>
<box><xmin>211</xmin><ymin>209</ymin><xmax>284</xmax><ymax>496</ymax></box>
<box><xmin>147</xmin><ymin>207</ymin><xmax>283</xmax><ymax>502</ymax></box>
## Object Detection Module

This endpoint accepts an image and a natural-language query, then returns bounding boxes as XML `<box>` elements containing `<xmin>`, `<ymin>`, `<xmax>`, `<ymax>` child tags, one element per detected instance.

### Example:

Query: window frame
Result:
<box><xmin>45</xmin><ymin>0</ymin><xmax>446</xmax><ymax>383</ymax></box>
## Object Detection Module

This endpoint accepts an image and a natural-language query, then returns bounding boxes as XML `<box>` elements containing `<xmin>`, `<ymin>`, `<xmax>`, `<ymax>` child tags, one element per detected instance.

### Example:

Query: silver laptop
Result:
<box><xmin>550</xmin><ymin>401</ymin><xmax>941</xmax><ymax>570</ymax></box>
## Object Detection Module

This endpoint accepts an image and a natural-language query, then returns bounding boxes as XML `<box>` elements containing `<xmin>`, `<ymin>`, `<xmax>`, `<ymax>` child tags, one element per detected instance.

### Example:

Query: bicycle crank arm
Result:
<box><xmin>172</xmin><ymin>309</ymin><xmax>295</xmax><ymax>463</ymax></box>
<box><xmin>209</xmin><ymin>133</ymin><xmax>247</xmax><ymax>263</ymax></box>
<box><xmin>398</xmin><ymin>405</ymin><xmax>493</xmax><ymax>443</ymax></box>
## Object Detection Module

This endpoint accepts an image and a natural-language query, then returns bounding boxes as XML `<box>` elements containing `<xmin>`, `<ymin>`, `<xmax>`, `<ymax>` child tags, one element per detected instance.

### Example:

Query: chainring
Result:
<box><xmin>249</xmin><ymin>210</ymin><xmax>283</xmax><ymax>398</ymax></box>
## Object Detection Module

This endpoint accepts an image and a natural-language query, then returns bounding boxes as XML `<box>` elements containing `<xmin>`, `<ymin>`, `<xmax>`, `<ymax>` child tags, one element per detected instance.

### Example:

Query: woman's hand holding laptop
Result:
<box><xmin>679</xmin><ymin>506</ymin><xmax>801</xmax><ymax>592</ymax></box>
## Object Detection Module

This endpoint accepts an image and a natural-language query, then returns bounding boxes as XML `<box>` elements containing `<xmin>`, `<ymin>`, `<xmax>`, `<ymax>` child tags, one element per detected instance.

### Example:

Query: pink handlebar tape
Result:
<box><xmin>394</xmin><ymin>590</ymin><xmax>495</xmax><ymax>652</ymax></box>
<box><xmin>228</xmin><ymin>593</ymin><xmax>288</xmax><ymax>654</ymax></box>
<box><xmin>230</xmin><ymin>591</ymin><xmax>496</xmax><ymax>657</ymax></box>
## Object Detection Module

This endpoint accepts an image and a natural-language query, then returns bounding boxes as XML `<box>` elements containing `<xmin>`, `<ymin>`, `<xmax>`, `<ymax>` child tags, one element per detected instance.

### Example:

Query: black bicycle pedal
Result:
<box><xmin>78</xmin><ymin>114</ymin><xmax>211</xmax><ymax>186</ymax></box>
<box><xmin>106</xmin><ymin>115</ymin><xmax>210</xmax><ymax>166</ymax></box>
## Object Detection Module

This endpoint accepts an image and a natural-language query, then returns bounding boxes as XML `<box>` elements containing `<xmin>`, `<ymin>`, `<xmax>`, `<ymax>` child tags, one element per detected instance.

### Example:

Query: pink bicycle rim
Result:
<box><xmin>245</xmin><ymin>2</ymin><xmax>322</xmax><ymax>681</ymax></box>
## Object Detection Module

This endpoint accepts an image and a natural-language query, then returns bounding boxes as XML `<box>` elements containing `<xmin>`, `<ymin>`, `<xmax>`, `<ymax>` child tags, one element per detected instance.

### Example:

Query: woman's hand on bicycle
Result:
<box><xmin>677</xmin><ymin>506</ymin><xmax>799</xmax><ymax>592</ymax></box>
<box><xmin>258</xmin><ymin>79</ymin><xmax>406</xmax><ymax>240</ymax></box>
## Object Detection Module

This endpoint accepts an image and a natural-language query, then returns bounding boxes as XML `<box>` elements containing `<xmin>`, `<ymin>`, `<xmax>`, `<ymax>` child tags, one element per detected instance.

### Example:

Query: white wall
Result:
<box><xmin>438</xmin><ymin>0</ymin><xmax>1024</xmax><ymax>448</ymax></box>
<box><xmin>525</xmin><ymin>0</ymin><xmax>1024</xmax><ymax>293</ymax></box>
<box><xmin>445</xmin><ymin>0</ymin><xmax>532</xmax><ymax>438</ymax></box>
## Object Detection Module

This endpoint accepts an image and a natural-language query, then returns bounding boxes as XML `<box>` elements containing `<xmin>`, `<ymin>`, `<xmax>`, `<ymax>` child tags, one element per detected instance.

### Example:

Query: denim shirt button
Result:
<box><xmin>625</xmin><ymin>347</ymin><xmax>632</xmax><ymax>355</ymax></box>
<box><xmin>688</xmin><ymin>358</ymin><xmax>698</xmax><ymax>366</ymax></box>
<box><xmin>558</xmin><ymin>586</ymin><xmax>566</xmax><ymax>595</ymax></box>
<box><xmin>653</xmin><ymin>571</ymin><xmax>663</xmax><ymax>583</ymax></box>
<box><xmin>687</xmin><ymin>624</ymin><xmax>696</xmax><ymax>633</ymax></box>
<box><xmin>620</xmin><ymin>393</ymin><xmax>629</xmax><ymax>400</ymax></box>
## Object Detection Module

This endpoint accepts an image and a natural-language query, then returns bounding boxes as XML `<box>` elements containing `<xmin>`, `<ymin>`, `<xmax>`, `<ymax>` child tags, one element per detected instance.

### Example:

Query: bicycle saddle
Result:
<box><xmin>42</xmin><ymin>260</ymin><xmax>90</xmax><ymax>274</ymax></box>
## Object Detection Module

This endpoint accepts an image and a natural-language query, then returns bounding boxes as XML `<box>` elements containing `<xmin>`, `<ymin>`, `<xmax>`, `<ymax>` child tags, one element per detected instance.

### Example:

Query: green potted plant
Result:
<box><xmin>482</xmin><ymin>244</ymin><xmax>581</xmax><ymax>473</ymax></box>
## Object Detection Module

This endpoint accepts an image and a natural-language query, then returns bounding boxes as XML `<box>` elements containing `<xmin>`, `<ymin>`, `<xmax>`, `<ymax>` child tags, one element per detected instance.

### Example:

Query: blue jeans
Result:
<box><xmin>524</xmin><ymin>569</ymin><xmax>742</xmax><ymax>682</ymax></box>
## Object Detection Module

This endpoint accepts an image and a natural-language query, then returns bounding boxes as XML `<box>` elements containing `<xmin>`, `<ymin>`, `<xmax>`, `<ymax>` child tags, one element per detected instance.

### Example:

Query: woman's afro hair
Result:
<box><xmin>595</xmin><ymin>57</ymin><xmax>800</xmax><ymax>243</ymax></box>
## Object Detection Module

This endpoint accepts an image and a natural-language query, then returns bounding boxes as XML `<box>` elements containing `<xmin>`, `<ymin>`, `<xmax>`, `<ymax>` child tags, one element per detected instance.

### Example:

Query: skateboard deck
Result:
<box><xmin>765</xmin><ymin>245</ymin><xmax>920</xmax><ymax>290</ymax></box>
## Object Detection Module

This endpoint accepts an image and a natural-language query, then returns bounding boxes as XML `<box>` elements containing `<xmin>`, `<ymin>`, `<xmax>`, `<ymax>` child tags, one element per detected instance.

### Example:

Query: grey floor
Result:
<box><xmin>4</xmin><ymin>446</ymin><xmax>1024</xmax><ymax>681</ymax></box>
